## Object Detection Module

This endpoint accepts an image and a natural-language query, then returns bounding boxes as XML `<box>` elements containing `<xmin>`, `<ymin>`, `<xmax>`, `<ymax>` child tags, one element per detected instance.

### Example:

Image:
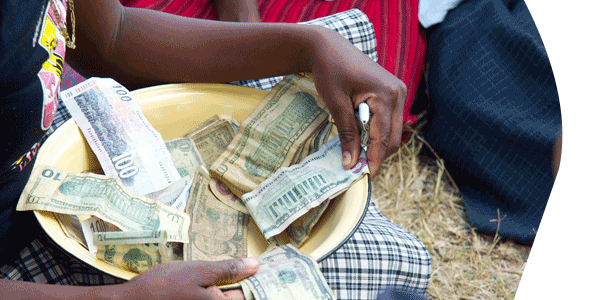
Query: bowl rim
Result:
<box><xmin>33</xmin><ymin>82</ymin><xmax>371</xmax><ymax>280</ymax></box>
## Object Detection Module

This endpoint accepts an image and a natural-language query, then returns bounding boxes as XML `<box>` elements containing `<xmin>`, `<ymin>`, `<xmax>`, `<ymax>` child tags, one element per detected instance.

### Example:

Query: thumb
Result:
<box><xmin>195</xmin><ymin>258</ymin><xmax>260</xmax><ymax>287</ymax></box>
<box><xmin>337</xmin><ymin>118</ymin><xmax>362</xmax><ymax>170</ymax></box>
<box><xmin>325</xmin><ymin>95</ymin><xmax>362</xmax><ymax>170</ymax></box>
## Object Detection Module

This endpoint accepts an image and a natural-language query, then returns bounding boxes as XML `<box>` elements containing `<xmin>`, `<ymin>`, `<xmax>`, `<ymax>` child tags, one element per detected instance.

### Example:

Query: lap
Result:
<box><xmin>320</xmin><ymin>202</ymin><xmax>430</xmax><ymax>299</ymax></box>
<box><xmin>12</xmin><ymin>10</ymin><xmax>430</xmax><ymax>297</ymax></box>
<box><xmin>1</xmin><ymin>203</ymin><xmax>430</xmax><ymax>300</ymax></box>
<box><xmin>0</xmin><ymin>233</ymin><xmax>123</xmax><ymax>285</ymax></box>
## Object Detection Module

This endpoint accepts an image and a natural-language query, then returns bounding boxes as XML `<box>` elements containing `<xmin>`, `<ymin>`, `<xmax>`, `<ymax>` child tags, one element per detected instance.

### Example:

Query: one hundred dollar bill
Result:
<box><xmin>17</xmin><ymin>166</ymin><xmax>190</xmax><ymax>243</ymax></box>
<box><xmin>210</xmin><ymin>75</ymin><xmax>329</xmax><ymax>198</ymax></box>
<box><xmin>61</xmin><ymin>77</ymin><xmax>181</xmax><ymax>195</ymax></box>
<box><xmin>240</xmin><ymin>244</ymin><xmax>336</xmax><ymax>300</ymax></box>
<box><xmin>241</xmin><ymin>138</ymin><xmax>368</xmax><ymax>240</ymax></box>
<box><xmin>184</xmin><ymin>168</ymin><xmax>248</xmax><ymax>261</ymax></box>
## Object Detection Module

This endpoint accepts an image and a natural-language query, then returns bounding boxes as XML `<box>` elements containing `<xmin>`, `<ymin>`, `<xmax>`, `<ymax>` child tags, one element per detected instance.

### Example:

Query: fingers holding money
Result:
<box><xmin>195</xmin><ymin>258</ymin><xmax>260</xmax><ymax>287</ymax></box>
<box><xmin>329</xmin><ymin>87</ymin><xmax>405</xmax><ymax>176</ymax></box>
<box><xmin>364</xmin><ymin>87</ymin><xmax>405</xmax><ymax>175</ymax></box>
<box><xmin>126</xmin><ymin>258</ymin><xmax>259</xmax><ymax>299</ymax></box>
<box><xmin>206</xmin><ymin>285</ymin><xmax>245</xmax><ymax>300</ymax></box>
<box><xmin>322</xmin><ymin>90</ymin><xmax>362</xmax><ymax>171</ymax></box>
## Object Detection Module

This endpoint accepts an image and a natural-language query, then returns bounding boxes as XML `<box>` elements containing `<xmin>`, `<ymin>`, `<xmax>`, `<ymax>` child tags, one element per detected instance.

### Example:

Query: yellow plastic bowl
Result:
<box><xmin>34</xmin><ymin>83</ymin><xmax>370</xmax><ymax>280</ymax></box>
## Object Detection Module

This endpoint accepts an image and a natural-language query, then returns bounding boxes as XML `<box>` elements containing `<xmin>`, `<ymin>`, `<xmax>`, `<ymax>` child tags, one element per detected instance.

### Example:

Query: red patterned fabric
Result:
<box><xmin>120</xmin><ymin>0</ymin><xmax>426</xmax><ymax>124</ymax></box>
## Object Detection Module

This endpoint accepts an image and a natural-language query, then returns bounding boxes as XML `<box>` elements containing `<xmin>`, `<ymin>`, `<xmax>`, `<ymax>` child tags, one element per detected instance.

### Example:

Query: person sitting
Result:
<box><xmin>0</xmin><ymin>1</ymin><xmax>430</xmax><ymax>299</ymax></box>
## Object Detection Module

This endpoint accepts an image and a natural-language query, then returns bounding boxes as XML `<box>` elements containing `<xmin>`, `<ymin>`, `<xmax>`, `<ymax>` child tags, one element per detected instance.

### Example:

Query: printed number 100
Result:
<box><xmin>112</xmin><ymin>152</ymin><xmax>139</xmax><ymax>178</ymax></box>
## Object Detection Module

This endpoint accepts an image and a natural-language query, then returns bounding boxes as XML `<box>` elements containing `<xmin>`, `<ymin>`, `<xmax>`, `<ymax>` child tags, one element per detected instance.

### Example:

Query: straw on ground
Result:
<box><xmin>372</xmin><ymin>131</ymin><xmax>531</xmax><ymax>300</ymax></box>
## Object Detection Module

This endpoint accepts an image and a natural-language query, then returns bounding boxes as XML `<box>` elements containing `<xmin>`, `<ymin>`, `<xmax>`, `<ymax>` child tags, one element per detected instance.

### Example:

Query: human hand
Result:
<box><xmin>308</xmin><ymin>28</ymin><xmax>407</xmax><ymax>175</ymax></box>
<box><xmin>110</xmin><ymin>258</ymin><xmax>259</xmax><ymax>300</ymax></box>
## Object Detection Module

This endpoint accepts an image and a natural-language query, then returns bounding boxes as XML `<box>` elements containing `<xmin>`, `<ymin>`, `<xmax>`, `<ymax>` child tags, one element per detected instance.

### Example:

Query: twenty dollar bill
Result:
<box><xmin>242</xmin><ymin>138</ymin><xmax>368</xmax><ymax>240</ymax></box>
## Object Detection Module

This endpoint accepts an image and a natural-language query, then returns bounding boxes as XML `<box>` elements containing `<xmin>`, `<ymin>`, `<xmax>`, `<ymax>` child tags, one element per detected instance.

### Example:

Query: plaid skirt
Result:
<box><xmin>2</xmin><ymin>10</ymin><xmax>430</xmax><ymax>300</ymax></box>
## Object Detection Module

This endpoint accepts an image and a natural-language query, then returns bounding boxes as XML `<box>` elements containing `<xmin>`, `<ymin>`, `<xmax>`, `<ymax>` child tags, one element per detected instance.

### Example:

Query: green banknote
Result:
<box><xmin>17</xmin><ymin>166</ymin><xmax>190</xmax><ymax>243</ymax></box>
<box><xmin>210</xmin><ymin>75</ymin><xmax>329</xmax><ymax>198</ymax></box>
<box><xmin>240</xmin><ymin>244</ymin><xmax>336</xmax><ymax>300</ymax></box>
<box><xmin>184</xmin><ymin>168</ymin><xmax>248</xmax><ymax>261</ymax></box>
<box><xmin>241</xmin><ymin>138</ymin><xmax>368</xmax><ymax>240</ymax></box>
<box><xmin>184</xmin><ymin>119</ymin><xmax>236</xmax><ymax>169</ymax></box>
<box><xmin>96</xmin><ymin>241</ymin><xmax>172</xmax><ymax>273</ymax></box>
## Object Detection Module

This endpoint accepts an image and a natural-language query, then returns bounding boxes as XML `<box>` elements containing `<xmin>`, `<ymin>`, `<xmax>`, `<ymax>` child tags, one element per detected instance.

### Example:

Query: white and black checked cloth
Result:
<box><xmin>2</xmin><ymin>9</ymin><xmax>431</xmax><ymax>299</ymax></box>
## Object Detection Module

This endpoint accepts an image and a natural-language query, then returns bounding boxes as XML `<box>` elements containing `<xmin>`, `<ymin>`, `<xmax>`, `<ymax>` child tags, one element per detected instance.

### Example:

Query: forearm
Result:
<box><xmin>67</xmin><ymin>2</ymin><xmax>323</xmax><ymax>89</ymax></box>
<box><xmin>214</xmin><ymin>0</ymin><xmax>261</xmax><ymax>22</ymax></box>
<box><xmin>0</xmin><ymin>279</ymin><xmax>122</xmax><ymax>300</ymax></box>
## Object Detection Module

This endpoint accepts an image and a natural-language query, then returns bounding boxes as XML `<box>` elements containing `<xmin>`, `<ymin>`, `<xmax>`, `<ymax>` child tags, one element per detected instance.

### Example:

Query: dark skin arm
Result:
<box><xmin>2</xmin><ymin>1</ymin><xmax>407</xmax><ymax>298</ymax></box>
<box><xmin>67</xmin><ymin>0</ymin><xmax>406</xmax><ymax>175</ymax></box>
<box><xmin>0</xmin><ymin>258</ymin><xmax>259</xmax><ymax>300</ymax></box>
<box><xmin>214</xmin><ymin>0</ymin><xmax>261</xmax><ymax>22</ymax></box>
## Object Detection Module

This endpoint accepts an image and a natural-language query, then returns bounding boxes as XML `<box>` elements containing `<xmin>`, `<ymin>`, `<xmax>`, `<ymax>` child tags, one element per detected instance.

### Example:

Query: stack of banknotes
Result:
<box><xmin>17</xmin><ymin>75</ymin><xmax>369</xmax><ymax>300</ymax></box>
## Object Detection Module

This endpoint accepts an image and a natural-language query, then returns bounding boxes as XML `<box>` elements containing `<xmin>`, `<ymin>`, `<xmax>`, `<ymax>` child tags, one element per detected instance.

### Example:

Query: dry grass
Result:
<box><xmin>371</xmin><ymin>130</ymin><xmax>531</xmax><ymax>300</ymax></box>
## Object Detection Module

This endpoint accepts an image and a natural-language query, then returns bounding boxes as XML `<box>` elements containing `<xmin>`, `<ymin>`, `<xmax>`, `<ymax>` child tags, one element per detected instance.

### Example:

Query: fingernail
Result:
<box><xmin>242</xmin><ymin>257</ymin><xmax>260</xmax><ymax>270</ymax></box>
<box><xmin>342</xmin><ymin>151</ymin><xmax>352</xmax><ymax>168</ymax></box>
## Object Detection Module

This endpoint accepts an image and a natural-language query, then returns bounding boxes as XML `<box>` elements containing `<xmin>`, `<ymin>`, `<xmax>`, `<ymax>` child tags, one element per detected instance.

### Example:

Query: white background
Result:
<box><xmin>517</xmin><ymin>0</ymin><xmax>600</xmax><ymax>298</ymax></box>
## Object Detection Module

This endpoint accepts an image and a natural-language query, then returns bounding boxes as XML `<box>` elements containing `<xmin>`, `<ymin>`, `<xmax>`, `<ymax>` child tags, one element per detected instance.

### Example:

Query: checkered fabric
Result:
<box><xmin>320</xmin><ymin>202</ymin><xmax>430</xmax><ymax>299</ymax></box>
<box><xmin>5</xmin><ymin>9</ymin><xmax>430</xmax><ymax>299</ymax></box>
<box><xmin>0</xmin><ymin>234</ymin><xmax>123</xmax><ymax>285</ymax></box>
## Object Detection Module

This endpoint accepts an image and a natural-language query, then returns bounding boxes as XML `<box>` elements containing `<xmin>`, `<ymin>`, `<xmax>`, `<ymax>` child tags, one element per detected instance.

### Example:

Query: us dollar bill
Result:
<box><xmin>289</xmin><ymin>120</ymin><xmax>334</xmax><ymax>166</ymax></box>
<box><xmin>61</xmin><ymin>77</ymin><xmax>181</xmax><ymax>195</ymax></box>
<box><xmin>285</xmin><ymin>199</ymin><xmax>330</xmax><ymax>247</ymax></box>
<box><xmin>184</xmin><ymin>168</ymin><xmax>248</xmax><ymax>261</ymax></box>
<box><xmin>218</xmin><ymin>115</ymin><xmax>240</xmax><ymax>134</ymax></box>
<box><xmin>241</xmin><ymin>138</ymin><xmax>369</xmax><ymax>240</ymax></box>
<box><xmin>307</xmin><ymin>122</ymin><xmax>334</xmax><ymax>156</ymax></box>
<box><xmin>92</xmin><ymin>230</ymin><xmax>168</xmax><ymax>246</ymax></box>
<box><xmin>54</xmin><ymin>213</ymin><xmax>87</xmax><ymax>247</ymax></box>
<box><xmin>240</xmin><ymin>244</ymin><xmax>336</xmax><ymax>300</ymax></box>
<box><xmin>17</xmin><ymin>166</ymin><xmax>190</xmax><ymax>243</ymax></box>
<box><xmin>153</xmin><ymin>138</ymin><xmax>206</xmax><ymax>210</ymax></box>
<box><xmin>80</xmin><ymin>215</ymin><xmax>121</xmax><ymax>254</ymax></box>
<box><xmin>165</xmin><ymin>137</ymin><xmax>208</xmax><ymax>179</ymax></box>
<box><xmin>289</xmin><ymin>139</ymin><xmax>310</xmax><ymax>167</ymax></box>
<box><xmin>185</xmin><ymin>115</ymin><xmax>220</xmax><ymax>135</ymax></box>
<box><xmin>145</xmin><ymin>175</ymin><xmax>191</xmax><ymax>209</ymax></box>
<box><xmin>184</xmin><ymin>119</ymin><xmax>236</xmax><ymax>169</ymax></box>
<box><xmin>96</xmin><ymin>242</ymin><xmax>172</xmax><ymax>274</ymax></box>
<box><xmin>353</xmin><ymin>107</ymin><xmax>371</xmax><ymax>152</ymax></box>
<box><xmin>210</xmin><ymin>75</ymin><xmax>329</xmax><ymax>198</ymax></box>
<box><xmin>208</xmin><ymin>178</ymin><xmax>249</xmax><ymax>214</ymax></box>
